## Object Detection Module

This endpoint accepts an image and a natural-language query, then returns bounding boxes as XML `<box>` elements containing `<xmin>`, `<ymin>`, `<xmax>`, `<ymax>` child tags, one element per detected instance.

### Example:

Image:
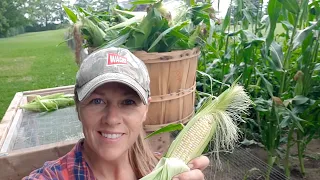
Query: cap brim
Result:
<box><xmin>77</xmin><ymin>73</ymin><xmax>149</xmax><ymax>105</ymax></box>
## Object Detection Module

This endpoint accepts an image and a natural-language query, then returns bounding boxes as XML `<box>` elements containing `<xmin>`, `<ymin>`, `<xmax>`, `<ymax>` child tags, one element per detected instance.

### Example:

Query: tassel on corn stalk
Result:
<box><xmin>140</xmin><ymin>83</ymin><xmax>252</xmax><ymax>180</ymax></box>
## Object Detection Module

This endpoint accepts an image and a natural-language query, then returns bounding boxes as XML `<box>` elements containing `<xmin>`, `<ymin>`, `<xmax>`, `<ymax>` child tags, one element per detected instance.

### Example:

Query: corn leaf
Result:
<box><xmin>76</xmin><ymin>6</ymin><xmax>91</xmax><ymax>17</ymax></box>
<box><xmin>131</xmin><ymin>0</ymin><xmax>158</xmax><ymax>5</ymax></box>
<box><xmin>126</xmin><ymin>7</ymin><xmax>161</xmax><ymax>50</ymax></box>
<box><xmin>266</xmin><ymin>0</ymin><xmax>282</xmax><ymax>49</ymax></box>
<box><xmin>292</xmin><ymin>95</ymin><xmax>309</xmax><ymax>105</ymax></box>
<box><xmin>145</xmin><ymin>123</ymin><xmax>184</xmax><ymax>139</ymax></box>
<box><xmin>102</xmin><ymin>33</ymin><xmax>130</xmax><ymax>49</ymax></box>
<box><xmin>281</xmin><ymin>21</ymin><xmax>294</xmax><ymax>31</ymax></box>
<box><xmin>293</xmin><ymin>22</ymin><xmax>320</xmax><ymax>50</ymax></box>
<box><xmin>63</xmin><ymin>5</ymin><xmax>77</xmax><ymax>23</ymax></box>
<box><xmin>105</xmin><ymin>15</ymin><xmax>145</xmax><ymax>32</ymax></box>
<box><xmin>207</xmin><ymin>19</ymin><xmax>215</xmax><ymax>44</ymax></box>
<box><xmin>221</xmin><ymin>6</ymin><xmax>231</xmax><ymax>33</ymax></box>
<box><xmin>187</xmin><ymin>26</ymin><xmax>200</xmax><ymax>48</ymax></box>
<box><xmin>256</xmin><ymin>68</ymin><xmax>274</xmax><ymax>97</ymax></box>
<box><xmin>148</xmin><ymin>20</ymin><xmax>190</xmax><ymax>51</ymax></box>
<box><xmin>189</xmin><ymin>0</ymin><xmax>195</xmax><ymax>6</ymax></box>
<box><xmin>269</xmin><ymin>41</ymin><xmax>284</xmax><ymax>70</ymax></box>
<box><xmin>278</xmin><ymin>0</ymin><xmax>300</xmax><ymax>14</ymax></box>
<box><xmin>170</xmin><ymin>30</ymin><xmax>188</xmax><ymax>40</ymax></box>
<box><xmin>81</xmin><ymin>17</ymin><xmax>106</xmax><ymax>47</ymax></box>
<box><xmin>314</xmin><ymin>63</ymin><xmax>320</xmax><ymax>71</ymax></box>
<box><xmin>243</xmin><ymin>9</ymin><xmax>254</xmax><ymax>24</ymax></box>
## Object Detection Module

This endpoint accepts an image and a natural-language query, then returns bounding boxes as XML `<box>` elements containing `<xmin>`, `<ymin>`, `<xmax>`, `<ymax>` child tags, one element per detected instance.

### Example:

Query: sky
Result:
<box><xmin>212</xmin><ymin>0</ymin><xmax>231</xmax><ymax>18</ymax></box>
<box><xmin>212</xmin><ymin>0</ymin><xmax>269</xmax><ymax>18</ymax></box>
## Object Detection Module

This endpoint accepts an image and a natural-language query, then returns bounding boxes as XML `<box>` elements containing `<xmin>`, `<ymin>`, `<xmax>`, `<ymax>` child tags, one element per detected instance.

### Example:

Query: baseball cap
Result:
<box><xmin>75</xmin><ymin>47</ymin><xmax>150</xmax><ymax>105</ymax></box>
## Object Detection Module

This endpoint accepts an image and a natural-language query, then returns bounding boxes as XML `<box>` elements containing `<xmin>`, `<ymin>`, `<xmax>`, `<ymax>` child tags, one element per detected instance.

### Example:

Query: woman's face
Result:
<box><xmin>78</xmin><ymin>82</ymin><xmax>148</xmax><ymax>162</ymax></box>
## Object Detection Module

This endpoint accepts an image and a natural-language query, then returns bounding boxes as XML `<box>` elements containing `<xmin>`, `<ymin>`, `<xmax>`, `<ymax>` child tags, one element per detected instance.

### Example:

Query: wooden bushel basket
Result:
<box><xmin>133</xmin><ymin>48</ymin><xmax>200</xmax><ymax>132</ymax></box>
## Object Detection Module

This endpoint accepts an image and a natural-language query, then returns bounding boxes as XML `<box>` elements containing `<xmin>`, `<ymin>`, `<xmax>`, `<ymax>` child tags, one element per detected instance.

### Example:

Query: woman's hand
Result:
<box><xmin>172</xmin><ymin>155</ymin><xmax>210</xmax><ymax>180</ymax></box>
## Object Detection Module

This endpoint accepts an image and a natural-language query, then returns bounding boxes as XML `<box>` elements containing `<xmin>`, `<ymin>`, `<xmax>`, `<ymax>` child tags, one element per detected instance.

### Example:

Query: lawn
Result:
<box><xmin>0</xmin><ymin>29</ymin><xmax>78</xmax><ymax>121</ymax></box>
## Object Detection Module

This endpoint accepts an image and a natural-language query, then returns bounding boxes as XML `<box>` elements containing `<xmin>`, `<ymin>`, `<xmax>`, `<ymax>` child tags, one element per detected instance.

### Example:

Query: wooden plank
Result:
<box><xmin>0</xmin><ymin>132</ymin><xmax>171</xmax><ymax>180</ymax></box>
<box><xmin>22</xmin><ymin>85</ymin><xmax>75</xmax><ymax>95</ymax></box>
<box><xmin>0</xmin><ymin>92</ymin><xmax>23</xmax><ymax>149</ymax></box>
<box><xmin>25</xmin><ymin>86</ymin><xmax>75</xmax><ymax>102</ymax></box>
<box><xmin>0</xmin><ymin>140</ymin><xmax>78</xmax><ymax>180</ymax></box>
<box><xmin>1</xmin><ymin>96</ymin><xmax>26</xmax><ymax>152</ymax></box>
<box><xmin>0</xmin><ymin>108</ymin><xmax>23</xmax><ymax>153</ymax></box>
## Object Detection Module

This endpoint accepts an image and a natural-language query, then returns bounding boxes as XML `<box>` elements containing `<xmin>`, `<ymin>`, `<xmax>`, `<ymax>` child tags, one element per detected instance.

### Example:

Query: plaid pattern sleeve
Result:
<box><xmin>22</xmin><ymin>139</ymin><xmax>96</xmax><ymax>180</ymax></box>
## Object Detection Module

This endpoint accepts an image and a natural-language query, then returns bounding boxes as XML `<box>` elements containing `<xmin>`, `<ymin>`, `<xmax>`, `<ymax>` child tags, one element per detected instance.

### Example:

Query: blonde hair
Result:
<box><xmin>73</xmin><ymin>89</ymin><xmax>159</xmax><ymax>178</ymax></box>
<box><xmin>128</xmin><ymin>129</ymin><xmax>159</xmax><ymax>178</ymax></box>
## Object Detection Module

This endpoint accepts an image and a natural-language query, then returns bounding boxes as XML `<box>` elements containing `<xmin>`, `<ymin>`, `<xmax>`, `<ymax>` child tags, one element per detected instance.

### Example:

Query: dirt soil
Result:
<box><xmin>147</xmin><ymin>132</ymin><xmax>319</xmax><ymax>180</ymax></box>
<box><xmin>248</xmin><ymin>139</ymin><xmax>320</xmax><ymax>180</ymax></box>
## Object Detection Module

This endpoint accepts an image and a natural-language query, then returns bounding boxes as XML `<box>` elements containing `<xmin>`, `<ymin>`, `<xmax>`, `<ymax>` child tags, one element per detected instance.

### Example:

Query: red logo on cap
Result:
<box><xmin>107</xmin><ymin>53</ymin><xmax>127</xmax><ymax>65</ymax></box>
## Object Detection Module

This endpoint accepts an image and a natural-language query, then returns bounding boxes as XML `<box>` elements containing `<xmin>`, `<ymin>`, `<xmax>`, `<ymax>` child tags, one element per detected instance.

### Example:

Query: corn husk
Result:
<box><xmin>140</xmin><ymin>83</ymin><xmax>252</xmax><ymax>179</ymax></box>
<box><xmin>20</xmin><ymin>93</ymin><xmax>75</xmax><ymax>112</ymax></box>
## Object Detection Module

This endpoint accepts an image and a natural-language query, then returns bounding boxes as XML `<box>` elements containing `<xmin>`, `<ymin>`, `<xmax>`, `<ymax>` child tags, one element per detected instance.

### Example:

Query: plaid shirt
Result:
<box><xmin>22</xmin><ymin>139</ymin><xmax>96</xmax><ymax>180</ymax></box>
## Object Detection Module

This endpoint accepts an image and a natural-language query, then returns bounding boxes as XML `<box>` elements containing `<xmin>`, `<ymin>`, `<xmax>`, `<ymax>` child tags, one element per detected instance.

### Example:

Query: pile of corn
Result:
<box><xmin>141</xmin><ymin>83</ymin><xmax>252</xmax><ymax>179</ymax></box>
<box><xmin>20</xmin><ymin>93</ymin><xmax>75</xmax><ymax>112</ymax></box>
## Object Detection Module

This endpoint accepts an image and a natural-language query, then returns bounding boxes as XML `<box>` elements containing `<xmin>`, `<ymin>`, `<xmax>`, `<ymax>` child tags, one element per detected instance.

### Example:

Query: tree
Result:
<box><xmin>74</xmin><ymin>0</ymin><xmax>117</xmax><ymax>11</ymax></box>
<box><xmin>0</xmin><ymin>0</ymin><xmax>27</xmax><ymax>37</ymax></box>
<box><xmin>229</xmin><ymin>0</ymin><xmax>263</xmax><ymax>28</ymax></box>
<box><xmin>0</xmin><ymin>1</ymin><xmax>10</xmax><ymax>36</ymax></box>
<box><xmin>24</xmin><ymin>0</ymin><xmax>69</xmax><ymax>28</ymax></box>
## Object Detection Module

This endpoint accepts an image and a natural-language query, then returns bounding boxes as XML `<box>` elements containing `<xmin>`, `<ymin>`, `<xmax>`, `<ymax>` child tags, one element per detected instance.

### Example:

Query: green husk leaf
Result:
<box><xmin>126</xmin><ymin>7</ymin><xmax>162</xmax><ymax>50</ymax></box>
<box><xmin>36</xmin><ymin>93</ymin><xmax>65</xmax><ymax>100</ymax></box>
<box><xmin>20</xmin><ymin>102</ymin><xmax>47</xmax><ymax>112</ymax></box>
<box><xmin>148</xmin><ymin>20</ymin><xmax>190</xmax><ymax>51</ymax></box>
<box><xmin>140</xmin><ymin>158</ymin><xmax>189</xmax><ymax>180</ymax></box>
<box><xmin>145</xmin><ymin>123</ymin><xmax>184</xmax><ymax>139</ymax></box>
<box><xmin>105</xmin><ymin>15</ymin><xmax>145</xmax><ymax>32</ymax></box>
<box><xmin>102</xmin><ymin>33</ymin><xmax>130</xmax><ymax>49</ymax></box>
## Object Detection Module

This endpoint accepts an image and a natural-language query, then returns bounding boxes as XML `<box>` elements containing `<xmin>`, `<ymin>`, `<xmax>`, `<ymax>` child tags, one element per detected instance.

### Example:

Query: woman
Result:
<box><xmin>23</xmin><ymin>47</ymin><xmax>209</xmax><ymax>180</ymax></box>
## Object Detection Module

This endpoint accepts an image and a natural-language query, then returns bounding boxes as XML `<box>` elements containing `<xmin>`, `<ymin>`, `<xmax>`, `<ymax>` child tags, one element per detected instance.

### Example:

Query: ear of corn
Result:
<box><xmin>29</xmin><ymin>93</ymin><xmax>65</xmax><ymax>103</ymax></box>
<box><xmin>166</xmin><ymin>114</ymin><xmax>217</xmax><ymax>163</ymax></box>
<box><xmin>21</xmin><ymin>93</ymin><xmax>75</xmax><ymax>112</ymax></box>
<box><xmin>140</xmin><ymin>84</ymin><xmax>252</xmax><ymax>180</ymax></box>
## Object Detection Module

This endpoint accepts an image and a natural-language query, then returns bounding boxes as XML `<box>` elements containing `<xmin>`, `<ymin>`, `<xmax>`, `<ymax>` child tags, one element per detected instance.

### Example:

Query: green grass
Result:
<box><xmin>0</xmin><ymin>29</ymin><xmax>78</xmax><ymax>121</ymax></box>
